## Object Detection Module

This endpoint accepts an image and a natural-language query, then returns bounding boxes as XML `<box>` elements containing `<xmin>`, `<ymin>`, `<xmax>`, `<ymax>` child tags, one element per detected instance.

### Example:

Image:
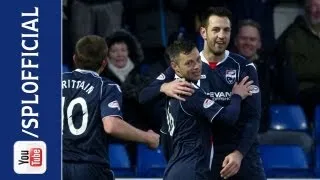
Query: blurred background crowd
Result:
<box><xmin>62</xmin><ymin>0</ymin><xmax>320</xmax><ymax>178</ymax></box>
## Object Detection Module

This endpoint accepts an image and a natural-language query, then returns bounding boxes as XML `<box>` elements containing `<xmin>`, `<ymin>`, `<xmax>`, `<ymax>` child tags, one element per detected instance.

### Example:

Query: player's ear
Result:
<box><xmin>72</xmin><ymin>54</ymin><xmax>77</xmax><ymax>67</ymax></box>
<box><xmin>102</xmin><ymin>59</ymin><xmax>107</xmax><ymax>68</ymax></box>
<box><xmin>200</xmin><ymin>27</ymin><xmax>207</xmax><ymax>40</ymax></box>
<box><xmin>97</xmin><ymin>59</ymin><xmax>107</xmax><ymax>74</ymax></box>
<box><xmin>171</xmin><ymin>61</ymin><xmax>180</xmax><ymax>74</ymax></box>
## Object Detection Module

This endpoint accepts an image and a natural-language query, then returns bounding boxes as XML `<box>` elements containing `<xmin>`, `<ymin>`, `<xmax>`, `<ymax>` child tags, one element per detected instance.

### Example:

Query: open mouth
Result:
<box><xmin>193</xmin><ymin>72</ymin><xmax>201</xmax><ymax>76</ymax></box>
<box><xmin>216</xmin><ymin>41</ymin><xmax>225</xmax><ymax>45</ymax></box>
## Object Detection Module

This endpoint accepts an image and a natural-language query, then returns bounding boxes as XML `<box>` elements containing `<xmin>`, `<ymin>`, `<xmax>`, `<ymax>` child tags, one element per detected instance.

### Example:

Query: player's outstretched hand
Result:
<box><xmin>220</xmin><ymin>150</ymin><xmax>243</xmax><ymax>179</ymax></box>
<box><xmin>160</xmin><ymin>79</ymin><xmax>195</xmax><ymax>101</ymax></box>
<box><xmin>146</xmin><ymin>130</ymin><xmax>160</xmax><ymax>149</ymax></box>
<box><xmin>232</xmin><ymin>76</ymin><xmax>253</xmax><ymax>99</ymax></box>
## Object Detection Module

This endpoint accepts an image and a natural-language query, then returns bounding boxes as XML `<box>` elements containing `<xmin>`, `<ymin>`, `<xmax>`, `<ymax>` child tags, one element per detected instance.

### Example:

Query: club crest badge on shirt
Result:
<box><xmin>156</xmin><ymin>73</ymin><xmax>166</xmax><ymax>80</ymax></box>
<box><xmin>108</xmin><ymin>100</ymin><xmax>120</xmax><ymax>111</ymax></box>
<box><xmin>225</xmin><ymin>70</ymin><xmax>237</xmax><ymax>84</ymax></box>
<box><xmin>203</xmin><ymin>98</ymin><xmax>214</xmax><ymax>108</ymax></box>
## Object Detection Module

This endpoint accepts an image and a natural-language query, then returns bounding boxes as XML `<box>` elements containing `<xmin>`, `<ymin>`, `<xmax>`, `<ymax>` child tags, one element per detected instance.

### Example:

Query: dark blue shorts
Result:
<box><xmin>63</xmin><ymin>162</ymin><xmax>114</xmax><ymax>180</ymax></box>
<box><xmin>211</xmin><ymin>151</ymin><xmax>266</xmax><ymax>180</ymax></box>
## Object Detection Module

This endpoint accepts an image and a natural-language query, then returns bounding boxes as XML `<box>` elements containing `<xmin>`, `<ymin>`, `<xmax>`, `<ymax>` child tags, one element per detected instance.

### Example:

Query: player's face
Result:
<box><xmin>235</xmin><ymin>25</ymin><xmax>261</xmax><ymax>59</ymax></box>
<box><xmin>108</xmin><ymin>42</ymin><xmax>129</xmax><ymax>68</ymax></box>
<box><xmin>172</xmin><ymin>48</ymin><xmax>202</xmax><ymax>82</ymax></box>
<box><xmin>306</xmin><ymin>0</ymin><xmax>320</xmax><ymax>25</ymax></box>
<box><xmin>201</xmin><ymin>15</ymin><xmax>231</xmax><ymax>56</ymax></box>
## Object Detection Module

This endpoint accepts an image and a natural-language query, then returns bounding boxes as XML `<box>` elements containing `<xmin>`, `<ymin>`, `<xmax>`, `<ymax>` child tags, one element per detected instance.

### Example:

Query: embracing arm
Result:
<box><xmin>139</xmin><ymin>66</ymin><xmax>194</xmax><ymax>103</ymax></box>
<box><xmin>215</xmin><ymin>76</ymin><xmax>253</xmax><ymax>125</ymax></box>
<box><xmin>139</xmin><ymin>67</ymin><xmax>175</xmax><ymax>104</ymax></box>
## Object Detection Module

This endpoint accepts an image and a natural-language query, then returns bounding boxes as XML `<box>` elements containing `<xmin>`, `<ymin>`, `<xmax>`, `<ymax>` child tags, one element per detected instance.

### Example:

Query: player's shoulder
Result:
<box><xmin>100</xmin><ymin>76</ymin><xmax>115</xmax><ymax>84</ymax></box>
<box><xmin>180</xmin><ymin>86</ymin><xmax>210</xmax><ymax>115</ymax></box>
<box><xmin>64</xmin><ymin>69</ymin><xmax>103</xmax><ymax>80</ymax></box>
<box><xmin>183</xmin><ymin>84</ymin><xmax>206</xmax><ymax>103</ymax></box>
<box><xmin>101</xmin><ymin>77</ymin><xmax>122</xmax><ymax>93</ymax></box>
<box><xmin>228</xmin><ymin>52</ymin><xmax>250</xmax><ymax>65</ymax></box>
<box><xmin>62</xmin><ymin>71</ymin><xmax>74</xmax><ymax>78</ymax></box>
<box><xmin>228</xmin><ymin>52</ymin><xmax>256</xmax><ymax>70</ymax></box>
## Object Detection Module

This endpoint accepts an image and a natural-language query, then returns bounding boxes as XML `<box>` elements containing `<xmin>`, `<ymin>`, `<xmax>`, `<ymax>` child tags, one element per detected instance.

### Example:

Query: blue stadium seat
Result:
<box><xmin>315</xmin><ymin>144</ymin><xmax>320</xmax><ymax>177</ymax></box>
<box><xmin>269</xmin><ymin>105</ymin><xmax>308</xmax><ymax>131</ymax></box>
<box><xmin>260</xmin><ymin>145</ymin><xmax>311</xmax><ymax>177</ymax></box>
<box><xmin>136</xmin><ymin>144</ymin><xmax>167</xmax><ymax>177</ymax></box>
<box><xmin>315</xmin><ymin>106</ymin><xmax>320</xmax><ymax>177</ymax></box>
<box><xmin>108</xmin><ymin>144</ymin><xmax>134</xmax><ymax>177</ymax></box>
<box><xmin>315</xmin><ymin>105</ymin><xmax>320</xmax><ymax>143</ymax></box>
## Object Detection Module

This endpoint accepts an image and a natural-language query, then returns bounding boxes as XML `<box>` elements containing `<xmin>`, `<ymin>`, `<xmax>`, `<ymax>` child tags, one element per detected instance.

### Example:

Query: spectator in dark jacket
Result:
<box><xmin>233</xmin><ymin>19</ymin><xmax>313</xmax><ymax>155</ymax></box>
<box><xmin>101</xmin><ymin>29</ymin><xmax>150</xmax><ymax>130</ymax></box>
<box><xmin>275</xmin><ymin>0</ymin><xmax>320</xmax><ymax>125</ymax></box>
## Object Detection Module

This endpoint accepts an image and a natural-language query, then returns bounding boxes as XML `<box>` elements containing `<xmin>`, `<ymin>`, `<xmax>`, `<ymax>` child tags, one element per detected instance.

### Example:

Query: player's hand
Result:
<box><xmin>146</xmin><ymin>130</ymin><xmax>160</xmax><ymax>149</ymax></box>
<box><xmin>232</xmin><ymin>76</ymin><xmax>253</xmax><ymax>99</ymax></box>
<box><xmin>220</xmin><ymin>150</ymin><xmax>243</xmax><ymax>179</ymax></box>
<box><xmin>160</xmin><ymin>79</ymin><xmax>194</xmax><ymax>101</ymax></box>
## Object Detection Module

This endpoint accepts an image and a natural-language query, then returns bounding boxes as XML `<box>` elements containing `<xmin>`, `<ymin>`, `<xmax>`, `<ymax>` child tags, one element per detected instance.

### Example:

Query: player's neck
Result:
<box><xmin>202</xmin><ymin>47</ymin><xmax>225</xmax><ymax>63</ymax></box>
<box><xmin>96</xmin><ymin>68</ymin><xmax>103</xmax><ymax>75</ymax></box>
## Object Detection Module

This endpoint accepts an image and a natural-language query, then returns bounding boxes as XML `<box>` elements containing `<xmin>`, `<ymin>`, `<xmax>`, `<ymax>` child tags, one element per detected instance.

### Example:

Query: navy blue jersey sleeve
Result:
<box><xmin>237</xmin><ymin>63</ymin><xmax>261</xmax><ymax>156</ymax></box>
<box><xmin>214</xmin><ymin>94</ymin><xmax>242</xmax><ymax>125</ymax></box>
<box><xmin>180</xmin><ymin>90</ymin><xmax>222</xmax><ymax>123</ymax></box>
<box><xmin>139</xmin><ymin>66</ymin><xmax>175</xmax><ymax>104</ymax></box>
<box><xmin>181</xmin><ymin>90</ymin><xmax>242</xmax><ymax>124</ymax></box>
<box><xmin>100</xmin><ymin>83</ymin><xmax>123</xmax><ymax>119</ymax></box>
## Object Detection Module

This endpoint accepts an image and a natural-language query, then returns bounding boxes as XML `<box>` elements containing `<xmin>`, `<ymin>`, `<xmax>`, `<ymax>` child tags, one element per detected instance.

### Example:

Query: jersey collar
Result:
<box><xmin>174</xmin><ymin>74</ymin><xmax>201</xmax><ymax>87</ymax></box>
<box><xmin>74</xmin><ymin>69</ymin><xmax>100</xmax><ymax>77</ymax></box>
<box><xmin>200</xmin><ymin>50</ymin><xmax>230</xmax><ymax>66</ymax></box>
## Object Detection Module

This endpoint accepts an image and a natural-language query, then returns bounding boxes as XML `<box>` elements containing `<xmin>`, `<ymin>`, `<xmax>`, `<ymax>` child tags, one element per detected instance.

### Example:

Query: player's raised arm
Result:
<box><xmin>214</xmin><ymin>76</ymin><xmax>253</xmax><ymax>124</ymax></box>
<box><xmin>139</xmin><ymin>66</ymin><xmax>194</xmax><ymax>103</ymax></box>
<box><xmin>160</xmin><ymin>78</ymin><xmax>195</xmax><ymax>101</ymax></box>
<box><xmin>138</xmin><ymin>67</ymin><xmax>175</xmax><ymax>104</ymax></box>
<box><xmin>181</xmin><ymin>76</ymin><xmax>252</xmax><ymax>125</ymax></box>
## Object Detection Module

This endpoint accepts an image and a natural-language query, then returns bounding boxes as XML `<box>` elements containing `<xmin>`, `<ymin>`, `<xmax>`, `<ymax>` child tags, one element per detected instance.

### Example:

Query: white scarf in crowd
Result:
<box><xmin>108</xmin><ymin>58</ymin><xmax>135</xmax><ymax>83</ymax></box>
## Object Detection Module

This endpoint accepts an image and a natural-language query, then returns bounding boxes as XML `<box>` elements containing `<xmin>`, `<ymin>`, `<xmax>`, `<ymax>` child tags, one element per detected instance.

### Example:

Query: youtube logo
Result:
<box><xmin>14</xmin><ymin>141</ymin><xmax>47</xmax><ymax>174</ymax></box>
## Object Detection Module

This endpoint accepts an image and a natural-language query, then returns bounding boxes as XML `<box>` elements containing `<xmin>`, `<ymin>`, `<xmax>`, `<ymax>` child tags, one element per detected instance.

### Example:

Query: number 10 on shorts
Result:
<box><xmin>13</xmin><ymin>141</ymin><xmax>47</xmax><ymax>174</ymax></box>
